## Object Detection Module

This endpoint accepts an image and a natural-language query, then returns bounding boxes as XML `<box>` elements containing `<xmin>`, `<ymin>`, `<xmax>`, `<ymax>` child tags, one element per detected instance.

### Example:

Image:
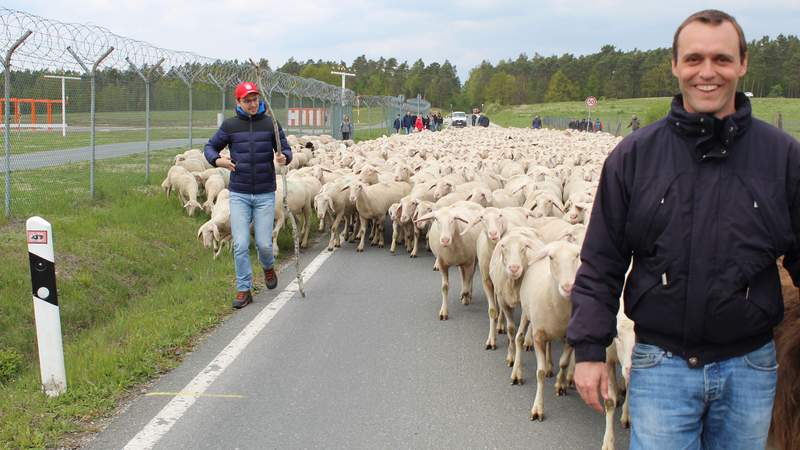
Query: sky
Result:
<box><xmin>5</xmin><ymin>0</ymin><xmax>800</xmax><ymax>83</ymax></box>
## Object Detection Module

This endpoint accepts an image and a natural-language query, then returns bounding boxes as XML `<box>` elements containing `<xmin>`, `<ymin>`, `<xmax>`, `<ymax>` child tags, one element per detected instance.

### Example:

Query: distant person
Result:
<box><xmin>402</xmin><ymin>112</ymin><xmax>413</xmax><ymax>134</ymax></box>
<box><xmin>595</xmin><ymin>118</ymin><xmax>602</xmax><ymax>132</ymax></box>
<box><xmin>627</xmin><ymin>114</ymin><xmax>641</xmax><ymax>131</ymax></box>
<box><xmin>569</xmin><ymin>9</ymin><xmax>800</xmax><ymax>450</ymax></box>
<box><xmin>471</xmin><ymin>110</ymin><xmax>478</xmax><ymax>126</ymax></box>
<box><xmin>531</xmin><ymin>115</ymin><xmax>542</xmax><ymax>129</ymax></box>
<box><xmin>204</xmin><ymin>81</ymin><xmax>291</xmax><ymax>309</ymax></box>
<box><xmin>393</xmin><ymin>114</ymin><xmax>401</xmax><ymax>134</ymax></box>
<box><xmin>415</xmin><ymin>114</ymin><xmax>424</xmax><ymax>132</ymax></box>
<box><xmin>340</xmin><ymin>114</ymin><xmax>353</xmax><ymax>140</ymax></box>
<box><xmin>477</xmin><ymin>113</ymin><xmax>490</xmax><ymax>127</ymax></box>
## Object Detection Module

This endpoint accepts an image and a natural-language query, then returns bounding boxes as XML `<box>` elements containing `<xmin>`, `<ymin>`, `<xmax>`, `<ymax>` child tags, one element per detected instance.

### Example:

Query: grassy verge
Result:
<box><xmin>487</xmin><ymin>97</ymin><xmax>800</xmax><ymax>138</ymax></box>
<box><xmin>0</xmin><ymin>148</ymin><xmax>315</xmax><ymax>449</ymax></box>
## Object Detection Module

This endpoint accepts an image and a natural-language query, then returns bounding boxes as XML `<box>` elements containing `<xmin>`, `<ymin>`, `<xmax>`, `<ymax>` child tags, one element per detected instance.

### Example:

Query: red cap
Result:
<box><xmin>235</xmin><ymin>82</ymin><xmax>259</xmax><ymax>100</ymax></box>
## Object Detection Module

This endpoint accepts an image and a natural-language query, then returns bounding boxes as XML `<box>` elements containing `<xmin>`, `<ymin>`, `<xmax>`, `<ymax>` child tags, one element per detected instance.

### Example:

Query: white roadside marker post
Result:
<box><xmin>26</xmin><ymin>216</ymin><xmax>67</xmax><ymax>397</ymax></box>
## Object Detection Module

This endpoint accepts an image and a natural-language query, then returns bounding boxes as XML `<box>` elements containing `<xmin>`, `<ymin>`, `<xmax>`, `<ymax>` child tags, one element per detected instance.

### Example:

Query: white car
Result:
<box><xmin>450</xmin><ymin>112</ymin><xmax>467</xmax><ymax>128</ymax></box>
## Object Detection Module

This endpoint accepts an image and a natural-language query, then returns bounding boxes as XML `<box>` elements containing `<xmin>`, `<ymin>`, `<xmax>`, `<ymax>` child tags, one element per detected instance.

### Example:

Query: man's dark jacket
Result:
<box><xmin>204</xmin><ymin>102</ymin><xmax>292</xmax><ymax>195</ymax></box>
<box><xmin>568</xmin><ymin>93</ymin><xmax>800</xmax><ymax>367</ymax></box>
<box><xmin>478</xmin><ymin>115</ymin><xmax>490</xmax><ymax>127</ymax></box>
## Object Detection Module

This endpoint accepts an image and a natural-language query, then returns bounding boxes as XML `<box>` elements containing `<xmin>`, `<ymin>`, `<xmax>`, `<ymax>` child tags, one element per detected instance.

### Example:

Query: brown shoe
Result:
<box><xmin>264</xmin><ymin>267</ymin><xmax>278</xmax><ymax>290</ymax></box>
<box><xmin>233</xmin><ymin>290</ymin><xmax>252</xmax><ymax>309</ymax></box>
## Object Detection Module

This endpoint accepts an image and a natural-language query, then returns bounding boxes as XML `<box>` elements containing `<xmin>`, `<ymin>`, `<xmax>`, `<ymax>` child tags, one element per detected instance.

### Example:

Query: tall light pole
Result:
<box><xmin>330</xmin><ymin>70</ymin><xmax>355</xmax><ymax>106</ymax></box>
<box><xmin>42</xmin><ymin>75</ymin><xmax>81</xmax><ymax>137</ymax></box>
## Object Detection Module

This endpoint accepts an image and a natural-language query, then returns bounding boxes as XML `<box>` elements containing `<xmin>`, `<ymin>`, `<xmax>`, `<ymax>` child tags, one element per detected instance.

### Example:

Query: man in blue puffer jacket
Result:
<box><xmin>204</xmin><ymin>81</ymin><xmax>292</xmax><ymax>309</ymax></box>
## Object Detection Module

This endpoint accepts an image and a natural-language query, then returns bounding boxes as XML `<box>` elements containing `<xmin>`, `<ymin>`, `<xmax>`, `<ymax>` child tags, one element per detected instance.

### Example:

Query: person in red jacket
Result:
<box><xmin>414</xmin><ymin>114</ymin><xmax>423</xmax><ymax>132</ymax></box>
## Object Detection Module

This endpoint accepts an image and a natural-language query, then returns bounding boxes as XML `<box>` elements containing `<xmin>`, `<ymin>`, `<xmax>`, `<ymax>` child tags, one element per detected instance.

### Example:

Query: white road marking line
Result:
<box><xmin>144</xmin><ymin>392</ymin><xmax>245</xmax><ymax>399</ymax></box>
<box><xmin>123</xmin><ymin>249</ymin><xmax>334</xmax><ymax>450</ymax></box>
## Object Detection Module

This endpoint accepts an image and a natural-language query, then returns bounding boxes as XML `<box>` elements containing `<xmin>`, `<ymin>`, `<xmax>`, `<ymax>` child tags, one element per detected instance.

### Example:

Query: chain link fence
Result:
<box><xmin>1</xmin><ymin>8</ymin><xmax>412</xmax><ymax>218</ymax></box>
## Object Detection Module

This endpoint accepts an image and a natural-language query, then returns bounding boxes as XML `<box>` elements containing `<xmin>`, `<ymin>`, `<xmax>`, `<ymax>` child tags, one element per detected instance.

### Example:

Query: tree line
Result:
<box><xmin>279</xmin><ymin>34</ymin><xmax>799</xmax><ymax>110</ymax></box>
<box><xmin>2</xmin><ymin>34</ymin><xmax>798</xmax><ymax>114</ymax></box>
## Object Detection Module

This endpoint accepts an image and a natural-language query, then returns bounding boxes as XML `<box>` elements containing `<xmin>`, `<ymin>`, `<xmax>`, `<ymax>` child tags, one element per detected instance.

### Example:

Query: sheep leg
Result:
<box><xmin>411</xmin><ymin>229</ymin><xmax>420</xmax><ymax>257</ymax></box>
<box><xmin>502</xmin><ymin>303</ymin><xmax>518</xmax><ymax>366</ymax></box>
<box><xmin>620</xmin><ymin>363</ymin><xmax>631</xmax><ymax>429</ymax></box>
<box><xmin>555</xmin><ymin>343</ymin><xmax>574</xmax><ymax>396</ymax></box>
<box><xmin>511</xmin><ymin>312</ymin><xmax>530</xmax><ymax>383</ymax></box>
<box><xmin>544</xmin><ymin>342</ymin><xmax>554</xmax><ymax>376</ymax></box>
<box><xmin>496</xmin><ymin>307</ymin><xmax>507</xmax><ymax>334</ymax></box>
<box><xmin>390</xmin><ymin>220</ymin><xmax>399</xmax><ymax>254</ymax></box>
<box><xmin>530</xmin><ymin>331</ymin><xmax>548</xmax><ymax>421</ymax></box>
<box><xmin>566</xmin><ymin>352</ymin><xmax>576</xmax><ymax>388</ymax></box>
<box><xmin>404</xmin><ymin>226</ymin><xmax>413</xmax><ymax>253</ymax></box>
<box><xmin>439</xmin><ymin>264</ymin><xmax>450</xmax><ymax>320</ymax></box>
<box><xmin>602</xmin><ymin>362</ymin><xmax>619</xmax><ymax>450</ymax></box>
<box><xmin>272</xmin><ymin>204</ymin><xmax>284</xmax><ymax>258</ymax></box>
<box><xmin>524</xmin><ymin>327</ymin><xmax>535</xmax><ymax>352</ymax></box>
<box><xmin>459</xmin><ymin>263</ymin><xmax>475</xmax><ymax>305</ymax></box>
<box><xmin>327</xmin><ymin>215</ymin><xmax>338</xmax><ymax>251</ymax></box>
<box><xmin>356</xmin><ymin>217</ymin><xmax>368</xmax><ymax>252</ymax></box>
<box><xmin>377</xmin><ymin>220</ymin><xmax>386</xmax><ymax>248</ymax></box>
<box><xmin>483</xmin><ymin>275</ymin><xmax>497</xmax><ymax>350</ymax></box>
<box><xmin>301</xmin><ymin>207</ymin><xmax>311</xmax><ymax>248</ymax></box>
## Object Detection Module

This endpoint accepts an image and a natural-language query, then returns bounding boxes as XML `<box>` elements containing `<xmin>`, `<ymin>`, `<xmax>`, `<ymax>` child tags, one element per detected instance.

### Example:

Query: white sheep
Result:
<box><xmin>415</xmin><ymin>203</ymin><xmax>483</xmax><ymax>320</ymax></box>
<box><xmin>513</xmin><ymin>240</ymin><xmax>581</xmax><ymax>421</ymax></box>
<box><xmin>347</xmin><ymin>180</ymin><xmax>411</xmax><ymax>252</ymax></box>
<box><xmin>197</xmin><ymin>189</ymin><xmax>231</xmax><ymax>259</ymax></box>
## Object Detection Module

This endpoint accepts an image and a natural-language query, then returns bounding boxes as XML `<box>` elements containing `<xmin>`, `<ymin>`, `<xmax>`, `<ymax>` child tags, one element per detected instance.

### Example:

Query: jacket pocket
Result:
<box><xmin>626</xmin><ymin>174</ymin><xmax>681</xmax><ymax>256</ymax></box>
<box><xmin>624</xmin><ymin>257</ymin><xmax>686</xmax><ymax>340</ymax></box>
<box><xmin>704</xmin><ymin>263</ymin><xmax>784</xmax><ymax>344</ymax></box>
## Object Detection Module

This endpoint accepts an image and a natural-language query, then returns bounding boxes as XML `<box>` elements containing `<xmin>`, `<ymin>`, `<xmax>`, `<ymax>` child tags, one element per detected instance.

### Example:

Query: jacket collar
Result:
<box><xmin>235</xmin><ymin>100</ymin><xmax>266</xmax><ymax>119</ymax></box>
<box><xmin>667</xmin><ymin>92</ymin><xmax>752</xmax><ymax>160</ymax></box>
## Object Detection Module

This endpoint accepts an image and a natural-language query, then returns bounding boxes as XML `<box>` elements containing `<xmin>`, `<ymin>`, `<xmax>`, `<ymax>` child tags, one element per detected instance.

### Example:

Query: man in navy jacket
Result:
<box><xmin>568</xmin><ymin>10</ymin><xmax>800</xmax><ymax>449</ymax></box>
<box><xmin>204</xmin><ymin>82</ymin><xmax>292</xmax><ymax>309</ymax></box>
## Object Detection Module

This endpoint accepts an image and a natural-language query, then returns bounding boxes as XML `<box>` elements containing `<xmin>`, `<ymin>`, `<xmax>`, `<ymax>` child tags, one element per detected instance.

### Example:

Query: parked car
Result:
<box><xmin>450</xmin><ymin>111</ymin><xmax>467</xmax><ymax>128</ymax></box>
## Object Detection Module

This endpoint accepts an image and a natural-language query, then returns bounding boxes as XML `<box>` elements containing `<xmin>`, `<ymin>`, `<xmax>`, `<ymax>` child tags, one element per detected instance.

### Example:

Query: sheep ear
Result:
<box><xmin>459</xmin><ymin>215</ymin><xmax>481</xmax><ymax>236</ymax></box>
<box><xmin>528</xmin><ymin>243</ymin><xmax>554</xmax><ymax>266</ymax></box>
<box><xmin>414</xmin><ymin>212</ymin><xmax>435</xmax><ymax>224</ymax></box>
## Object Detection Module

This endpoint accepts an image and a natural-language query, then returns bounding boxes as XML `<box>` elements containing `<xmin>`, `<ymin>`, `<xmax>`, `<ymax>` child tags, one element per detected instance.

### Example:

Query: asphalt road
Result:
<box><xmin>83</xmin><ymin>228</ymin><xmax>630</xmax><ymax>450</ymax></box>
<box><xmin>7</xmin><ymin>139</ymin><xmax>191</xmax><ymax>171</ymax></box>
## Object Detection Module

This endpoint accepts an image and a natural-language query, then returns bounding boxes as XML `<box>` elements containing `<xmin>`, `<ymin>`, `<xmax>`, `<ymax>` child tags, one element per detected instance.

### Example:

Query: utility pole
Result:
<box><xmin>330</xmin><ymin>70</ymin><xmax>355</xmax><ymax>106</ymax></box>
<box><xmin>42</xmin><ymin>75</ymin><xmax>81</xmax><ymax>137</ymax></box>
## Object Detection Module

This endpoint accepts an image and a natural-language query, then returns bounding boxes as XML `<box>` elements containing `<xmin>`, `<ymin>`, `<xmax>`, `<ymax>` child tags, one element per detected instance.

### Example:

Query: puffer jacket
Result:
<box><xmin>204</xmin><ymin>101</ymin><xmax>292</xmax><ymax>195</ymax></box>
<box><xmin>567</xmin><ymin>93</ymin><xmax>800</xmax><ymax>367</ymax></box>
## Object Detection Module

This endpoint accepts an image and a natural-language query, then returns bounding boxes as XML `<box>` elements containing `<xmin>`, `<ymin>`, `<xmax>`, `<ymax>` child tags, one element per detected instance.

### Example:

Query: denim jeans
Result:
<box><xmin>629</xmin><ymin>340</ymin><xmax>777</xmax><ymax>450</ymax></box>
<box><xmin>229</xmin><ymin>191</ymin><xmax>276</xmax><ymax>292</ymax></box>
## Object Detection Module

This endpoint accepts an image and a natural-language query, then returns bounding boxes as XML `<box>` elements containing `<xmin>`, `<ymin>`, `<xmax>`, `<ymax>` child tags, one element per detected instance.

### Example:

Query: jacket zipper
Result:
<box><xmin>249</xmin><ymin>116</ymin><xmax>255</xmax><ymax>190</ymax></box>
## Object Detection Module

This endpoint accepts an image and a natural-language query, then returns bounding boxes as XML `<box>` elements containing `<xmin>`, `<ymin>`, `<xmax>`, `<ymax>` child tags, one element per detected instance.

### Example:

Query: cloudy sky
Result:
<box><xmin>6</xmin><ymin>0</ymin><xmax>800</xmax><ymax>82</ymax></box>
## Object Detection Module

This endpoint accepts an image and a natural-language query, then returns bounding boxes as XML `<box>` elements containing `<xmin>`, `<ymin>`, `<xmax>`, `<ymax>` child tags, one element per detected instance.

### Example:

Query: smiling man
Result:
<box><xmin>567</xmin><ymin>10</ymin><xmax>800</xmax><ymax>449</ymax></box>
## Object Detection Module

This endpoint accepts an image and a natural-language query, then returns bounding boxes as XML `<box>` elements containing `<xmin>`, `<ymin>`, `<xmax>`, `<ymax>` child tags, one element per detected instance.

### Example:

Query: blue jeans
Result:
<box><xmin>229</xmin><ymin>191</ymin><xmax>276</xmax><ymax>292</ymax></box>
<box><xmin>629</xmin><ymin>341</ymin><xmax>777</xmax><ymax>450</ymax></box>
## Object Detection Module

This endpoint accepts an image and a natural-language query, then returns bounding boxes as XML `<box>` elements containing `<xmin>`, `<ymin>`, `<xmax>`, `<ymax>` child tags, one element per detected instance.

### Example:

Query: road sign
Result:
<box><xmin>585</xmin><ymin>96</ymin><xmax>598</xmax><ymax>108</ymax></box>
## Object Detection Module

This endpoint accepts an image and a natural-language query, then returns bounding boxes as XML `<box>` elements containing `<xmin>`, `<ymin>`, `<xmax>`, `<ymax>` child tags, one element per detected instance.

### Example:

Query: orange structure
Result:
<box><xmin>0</xmin><ymin>98</ymin><xmax>64</xmax><ymax>128</ymax></box>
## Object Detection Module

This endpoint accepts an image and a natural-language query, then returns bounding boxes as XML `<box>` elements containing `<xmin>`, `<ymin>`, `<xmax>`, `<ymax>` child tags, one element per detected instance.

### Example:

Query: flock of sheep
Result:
<box><xmin>157</xmin><ymin>125</ymin><xmax>798</xmax><ymax>450</ymax></box>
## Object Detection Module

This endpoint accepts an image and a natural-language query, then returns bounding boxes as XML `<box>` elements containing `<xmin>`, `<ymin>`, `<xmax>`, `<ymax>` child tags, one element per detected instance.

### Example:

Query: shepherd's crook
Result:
<box><xmin>249</xmin><ymin>60</ymin><xmax>305</xmax><ymax>297</ymax></box>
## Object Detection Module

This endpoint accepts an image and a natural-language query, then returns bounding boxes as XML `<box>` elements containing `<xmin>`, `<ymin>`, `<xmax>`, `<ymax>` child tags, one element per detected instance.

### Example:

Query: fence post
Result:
<box><xmin>3</xmin><ymin>30</ymin><xmax>31</xmax><ymax>218</ymax></box>
<box><xmin>173</xmin><ymin>68</ymin><xmax>200</xmax><ymax>148</ymax></box>
<box><xmin>126</xmin><ymin>57</ymin><xmax>164</xmax><ymax>184</ymax></box>
<box><xmin>66</xmin><ymin>45</ymin><xmax>114</xmax><ymax>198</ymax></box>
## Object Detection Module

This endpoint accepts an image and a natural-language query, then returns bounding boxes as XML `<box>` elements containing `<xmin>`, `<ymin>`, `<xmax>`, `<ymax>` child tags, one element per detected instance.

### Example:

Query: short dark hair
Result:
<box><xmin>672</xmin><ymin>9</ymin><xmax>747</xmax><ymax>62</ymax></box>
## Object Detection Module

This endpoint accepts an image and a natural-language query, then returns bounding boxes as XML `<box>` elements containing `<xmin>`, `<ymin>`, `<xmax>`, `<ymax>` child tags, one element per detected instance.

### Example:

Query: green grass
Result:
<box><xmin>487</xmin><ymin>97</ymin><xmax>800</xmax><ymax>138</ymax></box>
<box><xmin>0</xmin><ymin>148</ymin><xmax>316</xmax><ymax>449</ymax></box>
